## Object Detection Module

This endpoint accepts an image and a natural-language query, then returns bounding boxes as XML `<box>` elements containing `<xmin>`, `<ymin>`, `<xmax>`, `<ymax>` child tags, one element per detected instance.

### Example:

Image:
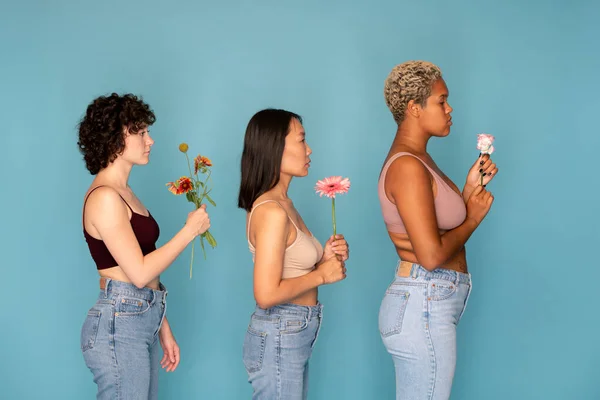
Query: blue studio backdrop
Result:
<box><xmin>1</xmin><ymin>1</ymin><xmax>599</xmax><ymax>399</ymax></box>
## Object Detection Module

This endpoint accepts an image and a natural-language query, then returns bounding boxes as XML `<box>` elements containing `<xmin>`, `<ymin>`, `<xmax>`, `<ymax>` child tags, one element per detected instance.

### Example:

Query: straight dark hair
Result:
<box><xmin>237</xmin><ymin>108</ymin><xmax>302</xmax><ymax>212</ymax></box>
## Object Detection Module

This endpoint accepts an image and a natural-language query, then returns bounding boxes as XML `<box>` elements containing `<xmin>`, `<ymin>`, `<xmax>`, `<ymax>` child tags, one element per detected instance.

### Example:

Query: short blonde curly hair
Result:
<box><xmin>384</xmin><ymin>61</ymin><xmax>442</xmax><ymax>125</ymax></box>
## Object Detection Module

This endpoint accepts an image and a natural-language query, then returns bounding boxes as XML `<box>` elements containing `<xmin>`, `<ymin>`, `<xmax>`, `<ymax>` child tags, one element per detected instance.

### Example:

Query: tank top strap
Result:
<box><xmin>83</xmin><ymin>186</ymin><xmax>134</xmax><ymax>225</ymax></box>
<box><xmin>246</xmin><ymin>200</ymin><xmax>298</xmax><ymax>244</ymax></box>
<box><xmin>380</xmin><ymin>151</ymin><xmax>440</xmax><ymax>184</ymax></box>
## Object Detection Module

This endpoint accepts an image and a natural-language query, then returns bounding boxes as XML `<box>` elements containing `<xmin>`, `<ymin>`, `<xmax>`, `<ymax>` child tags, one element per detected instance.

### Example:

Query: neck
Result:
<box><xmin>96</xmin><ymin>159</ymin><xmax>133</xmax><ymax>190</ymax></box>
<box><xmin>392</xmin><ymin>120</ymin><xmax>431</xmax><ymax>154</ymax></box>
<box><xmin>269</xmin><ymin>174</ymin><xmax>292</xmax><ymax>200</ymax></box>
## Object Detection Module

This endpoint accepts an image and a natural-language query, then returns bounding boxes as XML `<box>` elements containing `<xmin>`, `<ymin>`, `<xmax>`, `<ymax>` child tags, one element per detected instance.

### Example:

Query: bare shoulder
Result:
<box><xmin>251</xmin><ymin>201</ymin><xmax>289</xmax><ymax>231</ymax></box>
<box><xmin>386</xmin><ymin>154</ymin><xmax>432</xmax><ymax>188</ymax></box>
<box><xmin>85</xmin><ymin>186</ymin><xmax>128</xmax><ymax>219</ymax></box>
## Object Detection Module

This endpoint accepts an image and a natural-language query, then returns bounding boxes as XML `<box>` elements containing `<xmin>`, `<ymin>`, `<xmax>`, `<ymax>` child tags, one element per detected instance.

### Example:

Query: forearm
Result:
<box><xmin>462</xmin><ymin>183</ymin><xmax>476</xmax><ymax>204</ymax></box>
<box><xmin>160</xmin><ymin>316</ymin><xmax>171</xmax><ymax>335</ymax></box>
<box><xmin>132</xmin><ymin>228</ymin><xmax>195</xmax><ymax>288</ymax></box>
<box><xmin>255</xmin><ymin>271</ymin><xmax>323</xmax><ymax>309</ymax></box>
<box><xmin>420</xmin><ymin>218</ymin><xmax>479</xmax><ymax>270</ymax></box>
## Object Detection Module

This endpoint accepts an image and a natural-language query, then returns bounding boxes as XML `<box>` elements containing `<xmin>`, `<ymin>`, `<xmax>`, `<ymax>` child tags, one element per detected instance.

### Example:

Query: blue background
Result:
<box><xmin>1</xmin><ymin>0</ymin><xmax>598</xmax><ymax>399</ymax></box>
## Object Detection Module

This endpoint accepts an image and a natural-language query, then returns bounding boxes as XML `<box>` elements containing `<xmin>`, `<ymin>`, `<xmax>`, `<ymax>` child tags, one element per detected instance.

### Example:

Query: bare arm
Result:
<box><xmin>86</xmin><ymin>187</ymin><xmax>205</xmax><ymax>288</ymax></box>
<box><xmin>387</xmin><ymin>157</ymin><xmax>480</xmax><ymax>271</ymax></box>
<box><xmin>250</xmin><ymin>203</ymin><xmax>326</xmax><ymax>309</ymax></box>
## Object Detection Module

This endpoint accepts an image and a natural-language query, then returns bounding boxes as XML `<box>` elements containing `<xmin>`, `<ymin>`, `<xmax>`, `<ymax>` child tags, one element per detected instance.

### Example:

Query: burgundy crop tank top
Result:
<box><xmin>83</xmin><ymin>186</ymin><xmax>160</xmax><ymax>270</ymax></box>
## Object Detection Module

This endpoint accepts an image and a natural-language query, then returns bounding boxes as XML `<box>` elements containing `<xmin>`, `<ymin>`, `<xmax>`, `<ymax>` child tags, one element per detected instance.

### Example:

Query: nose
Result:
<box><xmin>146</xmin><ymin>133</ymin><xmax>155</xmax><ymax>146</ymax></box>
<box><xmin>306</xmin><ymin>143</ymin><xmax>312</xmax><ymax>156</ymax></box>
<box><xmin>446</xmin><ymin>103</ymin><xmax>453</xmax><ymax>114</ymax></box>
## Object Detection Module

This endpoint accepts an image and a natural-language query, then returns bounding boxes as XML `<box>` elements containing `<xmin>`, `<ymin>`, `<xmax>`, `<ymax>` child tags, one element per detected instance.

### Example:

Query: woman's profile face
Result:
<box><xmin>419</xmin><ymin>79</ymin><xmax>454</xmax><ymax>137</ymax></box>
<box><xmin>280</xmin><ymin>118</ymin><xmax>312</xmax><ymax>178</ymax></box>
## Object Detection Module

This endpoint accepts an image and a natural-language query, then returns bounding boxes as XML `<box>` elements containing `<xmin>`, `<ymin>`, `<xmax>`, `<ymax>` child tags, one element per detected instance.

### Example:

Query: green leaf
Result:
<box><xmin>185</xmin><ymin>191</ymin><xmax>195</xmax><ymax>202</ymax></box>
<box><xmin>206</xmin><ymin>194</ymin><xmax>216</xmax><ymax>207</ymax></box>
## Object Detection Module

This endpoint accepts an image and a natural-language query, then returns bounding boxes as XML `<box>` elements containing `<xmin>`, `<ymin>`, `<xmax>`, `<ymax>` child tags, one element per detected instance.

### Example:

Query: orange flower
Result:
<box><xmin>194</xmin><ymin>155</ymin><xmax>212</xmax><ymax>174</ymax></box>
<box><xmin>166</xmin><ymin>176</ymin><xmax>194</xmax><ymax>195</ymax></box>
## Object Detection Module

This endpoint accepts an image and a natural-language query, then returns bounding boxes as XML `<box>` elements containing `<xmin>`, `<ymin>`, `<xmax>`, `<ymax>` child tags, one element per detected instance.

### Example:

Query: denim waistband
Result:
<box><xmin>396</xmin><ymin>262</ymin><xmax>471</xmax><ymax>285</ymax></box>
<box><xmin>255</xmin><ymin>302</ymin><xmax>323</xmax><ymax>319</ymax></box>
<box><xmin>101</xmin><ymin>278</ymin><xmax>167</xmax><ymax>305</ymax></box>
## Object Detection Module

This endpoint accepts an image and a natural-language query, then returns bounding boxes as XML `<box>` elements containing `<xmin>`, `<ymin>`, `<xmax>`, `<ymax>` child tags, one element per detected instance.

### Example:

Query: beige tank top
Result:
<box><xmin>247</xmin><ymin>200</ymin><xmax>324</xmax><ymax>279</ymax></box>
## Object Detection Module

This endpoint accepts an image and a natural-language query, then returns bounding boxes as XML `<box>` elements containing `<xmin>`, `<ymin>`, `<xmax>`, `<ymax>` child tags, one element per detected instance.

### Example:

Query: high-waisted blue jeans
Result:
<box><xmin>242</xmin><ymin>303</ymin><xmax>323</xmax><ymax>400</ymax></box>
<box><xmin>379</xmin><ymin>263</ymin><xmax>472</xmax><ymax>400</ymax></box>
<box><xmin>80</xmin><ymin>278</ymin><xmax>167</xmax><ymax>399</ymax></box>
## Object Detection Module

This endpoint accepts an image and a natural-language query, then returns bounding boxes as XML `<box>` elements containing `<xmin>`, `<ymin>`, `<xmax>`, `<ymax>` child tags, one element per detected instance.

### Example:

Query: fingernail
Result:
<box><xmin>483</xmin><ymin>185</ymin><xmax>486</xmax><ymax>188</ymax></box>
<box><xmin>479</xmin><ymin>168</ymin><xmax>483</xmax><ymax>173</ymax></box>
<box><xmin>480</xmin><ymin>161</ymin><xmax>484</xmax><ymax>165</ymax></box>
<box><xmin>483</xmin><ymin>173</ymin><xmax>487</xmax><ymax>176</ymax></box>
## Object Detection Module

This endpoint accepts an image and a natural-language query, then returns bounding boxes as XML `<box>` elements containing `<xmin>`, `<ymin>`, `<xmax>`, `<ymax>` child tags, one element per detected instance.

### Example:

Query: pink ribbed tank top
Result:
<box><xmin>378</xmin><ymin>152</ymin><xmax>467</xmax><ymax>234</ymax></box>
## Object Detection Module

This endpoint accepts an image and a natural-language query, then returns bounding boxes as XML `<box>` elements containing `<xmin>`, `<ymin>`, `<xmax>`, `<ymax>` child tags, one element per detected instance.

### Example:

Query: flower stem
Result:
<box><xmin>189</xmin><ymin>241</ymin><xmax>194</xmax><ymax>279</ymax></box>
<box><xmin>332</xmin><ymin>197</ymin><xmax>336</xmax><ymax>236</ymax></box>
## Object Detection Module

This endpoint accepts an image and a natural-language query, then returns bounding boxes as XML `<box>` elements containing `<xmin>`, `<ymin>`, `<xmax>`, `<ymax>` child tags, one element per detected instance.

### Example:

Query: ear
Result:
<box><xmin>406</xmin><ymin>99</ymin><xmax>421</xmax><ymax>118</ymax></box>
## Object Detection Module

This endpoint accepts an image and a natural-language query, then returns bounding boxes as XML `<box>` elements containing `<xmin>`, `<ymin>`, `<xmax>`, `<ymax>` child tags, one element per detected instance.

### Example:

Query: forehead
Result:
<box><xmin>288</xmin><ymin>118</ymin><xmax>304</xmax><ymax>135</ymax></box>
<box><xmin>430</xmin><ymin>79</ymin><xmax>449</xmax><ymax>96</ymax></box>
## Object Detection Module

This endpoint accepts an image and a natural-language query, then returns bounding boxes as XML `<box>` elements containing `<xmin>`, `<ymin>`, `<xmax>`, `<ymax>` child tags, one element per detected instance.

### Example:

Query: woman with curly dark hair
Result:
<box><xmin>77</xmin><ymin>93</ymin><xmax>210</xmax><ymax>399</ymax></box>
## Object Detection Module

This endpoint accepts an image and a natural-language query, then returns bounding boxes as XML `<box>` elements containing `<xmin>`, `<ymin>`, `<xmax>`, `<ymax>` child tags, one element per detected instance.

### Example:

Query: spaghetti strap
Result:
<box><xmin>246</xmin><ymin>200</ymin><xmax>299</xmax><ymax>242</ymax></box>
<box><xmin>83</xmin><ymin>186</ymin><xmax>134</xmax><ymax>225</ymax></box>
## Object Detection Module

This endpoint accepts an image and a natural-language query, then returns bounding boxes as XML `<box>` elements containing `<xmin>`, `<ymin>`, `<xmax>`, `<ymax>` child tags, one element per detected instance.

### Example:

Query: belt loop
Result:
<box><xmin>411</xmin><ymin>264</ymin><xmax>418</xmax><ymax>279</ymax></box>
<box><xmin>454</xmin><ymin>271</ymin><xmax>459</xmax><ymax>286</ymax></box>
<box><xmin>103</xmin><ymin>278</ymin><xmax>110</xmax><ymax>297</ymax></box>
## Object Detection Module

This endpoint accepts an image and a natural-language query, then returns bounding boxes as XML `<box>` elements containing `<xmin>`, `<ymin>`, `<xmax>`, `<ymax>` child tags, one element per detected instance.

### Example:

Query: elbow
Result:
<box><xmin>131</xmin><ymin>276</ymin><xmax>148</xmax><ymax>290</ymax></box>
<box><xmin>254</xmin><ymin>293</ymin><xmax>275</xmax><ymax>310</ymax></box>
<box><xmin>418</xmin><ymin>252</ymin><xmax>444</xmax><ymax>271</ymax></box>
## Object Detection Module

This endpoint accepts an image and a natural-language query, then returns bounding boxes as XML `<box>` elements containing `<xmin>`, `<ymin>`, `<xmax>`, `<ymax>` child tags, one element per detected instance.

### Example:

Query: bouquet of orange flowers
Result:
<box><xmin>166</xmin><ymin>143</ymin><xmax>217</xmax><ymax>278</ymax></box>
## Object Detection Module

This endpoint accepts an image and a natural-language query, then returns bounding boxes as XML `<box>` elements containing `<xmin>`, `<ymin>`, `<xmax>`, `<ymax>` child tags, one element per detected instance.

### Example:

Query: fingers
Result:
<box><xmin>470</xmin><ymin>185</ymin><xmax>484</xmax><ymax>198</ymax></box>
<box><xmin>161</xmin><ymin>345</ymin><xmax>180</xmax><ymax>372</ymax></box>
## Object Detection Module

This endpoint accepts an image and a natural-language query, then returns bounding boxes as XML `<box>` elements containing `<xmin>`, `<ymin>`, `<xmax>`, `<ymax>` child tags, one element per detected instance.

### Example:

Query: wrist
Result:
<box><xmin>181</xmin><ymin>225</ymin><xmax>197</xmax><ymax>242</ymax></box>
<box><xmin>312</xmin><ymin>268</ymin><xmax>325</xmax><ymax>286</ymax></box>
<box><xmin>464</xmin><ymin>216</ymin><xmax>480</xmax><ymax>229</ymax></box>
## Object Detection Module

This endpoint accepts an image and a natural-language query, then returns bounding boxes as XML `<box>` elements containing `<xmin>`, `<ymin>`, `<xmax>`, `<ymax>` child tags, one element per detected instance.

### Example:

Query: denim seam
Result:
<box><xmin>108</xmin><ymin>304</ymin><xmax>121</xmax><ymax>400</ymax></box>
<box><xmin>424</xmin><ymin>286</ymin><xmax>436</xmax><ymax>400</ymax></box>
<box><xmin>276</xmin><ymin>328</ymin><xmax>282</xmax><ymax>399</ymax></box>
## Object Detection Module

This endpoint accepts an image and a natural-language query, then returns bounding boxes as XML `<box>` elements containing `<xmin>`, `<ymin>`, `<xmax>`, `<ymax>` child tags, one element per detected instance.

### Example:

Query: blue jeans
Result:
<box><xmin>80</xmin><ymin>278</ymin><xmax>167</xmax><ymax>400</ymax></box>
<box><xmin>379</xmin><ymin>263</ymin><xmax>472</xmax><ymax>400</ymax></box>
<box><xmin>242</xmin><ymin>303</ymin><xmax>323</xmax><ymax>400</ymax></box>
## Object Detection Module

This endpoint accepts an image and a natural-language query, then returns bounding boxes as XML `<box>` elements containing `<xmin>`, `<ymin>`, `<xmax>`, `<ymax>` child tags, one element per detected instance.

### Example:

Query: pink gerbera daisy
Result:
<box><xmin>315</xmin><ymin>176</ymin><xmax>351</xmax><ymax>199</ymax></box>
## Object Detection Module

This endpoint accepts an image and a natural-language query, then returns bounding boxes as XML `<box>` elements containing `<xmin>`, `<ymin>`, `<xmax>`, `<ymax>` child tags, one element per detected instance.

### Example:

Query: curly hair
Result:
<box><xmin>77</xmin><ymin>93</ymin><xmax>156</xmax><ymax>175</ymax></box>
<box><xmin>383</xmin><ymin>61</ymin><xmax>443</xmax><ymax>125</ymax></box>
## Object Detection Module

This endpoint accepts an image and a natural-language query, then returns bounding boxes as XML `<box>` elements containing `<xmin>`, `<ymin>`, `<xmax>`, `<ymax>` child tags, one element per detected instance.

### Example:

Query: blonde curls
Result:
<box><xmin>383</xmin><ymin>61</ymin><xmax>442</xmax><ymax>125</ymax></box>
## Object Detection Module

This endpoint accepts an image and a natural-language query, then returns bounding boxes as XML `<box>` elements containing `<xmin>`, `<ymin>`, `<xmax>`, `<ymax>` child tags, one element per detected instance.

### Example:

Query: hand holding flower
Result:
<box><xmin>322</xmin><ymin>234</ymin><xmax>349</xmax><ymax>262</ymax></box>
<box><xmin>166</xmin><ymin>143</ymin><xmax>218</xmax><ymax>279</ymax></box>
<box><xmin>463</xmin><ymin>134</ymin><xmax>498</xmax><ymax>202</ymax></box>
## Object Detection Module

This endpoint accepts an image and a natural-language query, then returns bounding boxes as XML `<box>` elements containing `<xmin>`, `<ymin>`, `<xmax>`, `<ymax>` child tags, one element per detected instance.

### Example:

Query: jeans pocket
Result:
<box><xmin>243</xmin><ymin>326</ymin><xmax>267</xmax><ymax>374</ymax></box>
<box><xmin>429</xmin><ymin>281</ymin><xmax>457</xmax><ymax>301</ymax></box>
<box><xmin>80</xmin><ymin>310</ymin><xmax>101</xmax><ymax>352</ymax></box>
<box><xmin>281</xmin><ymin>318</ymin><xmax>308</xmax><ymax>334</ymax></box>
<box><xmin>115</xmin><ymin>296</ymin><xmax>151</xmax><ymax>317</ymax></box>
<box><xmin>379</xmin><ymin>286</ymin><xmax>410</xmax><ymax>338</ymax></box>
